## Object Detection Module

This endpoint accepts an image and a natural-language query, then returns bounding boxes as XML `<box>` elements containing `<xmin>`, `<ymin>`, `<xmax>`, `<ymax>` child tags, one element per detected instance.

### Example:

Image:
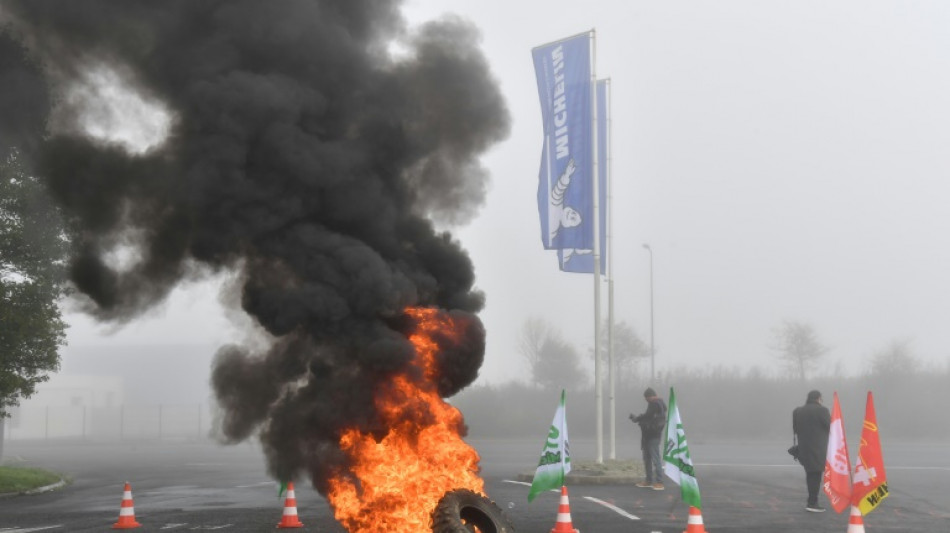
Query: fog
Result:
<box><xmin>402</xmin><ymin>0</ymin><xmax>950</xmax><ymax>385</ymax></box>
<box><xmin>5</xmin><ymin>1</ymin><xmax>950</xmax><ymax>447</ymax></box>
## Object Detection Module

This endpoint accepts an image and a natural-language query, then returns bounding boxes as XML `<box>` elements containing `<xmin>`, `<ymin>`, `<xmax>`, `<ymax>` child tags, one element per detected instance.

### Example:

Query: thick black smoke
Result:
<box><xmin>0</xmin><ymin>0</ymin><xmax>508</xmax><ymax>492</ymax></box>
<box><xmin>0</xmin><ymin>28</ymin><xmax>49</xmax><ymax>164</ymax></box>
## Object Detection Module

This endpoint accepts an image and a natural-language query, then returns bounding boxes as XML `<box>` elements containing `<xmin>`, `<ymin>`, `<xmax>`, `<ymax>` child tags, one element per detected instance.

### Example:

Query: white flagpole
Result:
<box><xmin>605</xmin><ymin>78</ymin><xmax>615</xmax><ymax>461</ymax></box>
<box><xmin>589</xmin><ymin>28</ymin><xmax>603</xmax><ymax>464</ymax></box>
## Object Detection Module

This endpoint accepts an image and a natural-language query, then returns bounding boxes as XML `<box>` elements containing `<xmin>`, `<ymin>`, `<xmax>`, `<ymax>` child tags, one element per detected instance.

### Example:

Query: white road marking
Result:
<box><xmin>0</xmin><ymin>527</ymin><xmax>63</xmax><ymax>532</ymax></box>
<box><xmin>503</xmin><ymin>479</ymin><xmax>640</xmax><ymax>520</ymax></box>
<box><xmin>583</xmin><ymin>496</ymin><xmax>640</xmax><ymax>520</ymax></box>
<box><xmin>501</xmin><ymin>480</ymin><xmax>563</xmax><ymax>494</ymax></box>
<box><xmin>160</xmin><ymin>524</ymin><xmax>188</xmax><ymax>530</ymax></box>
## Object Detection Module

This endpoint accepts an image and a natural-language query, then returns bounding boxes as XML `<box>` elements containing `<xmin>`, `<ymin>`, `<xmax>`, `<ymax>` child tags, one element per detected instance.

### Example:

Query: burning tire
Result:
<box><xmin>431</xmin><ymin>489</ymin><xmax>516</xmax><ymax>533</ymax></box>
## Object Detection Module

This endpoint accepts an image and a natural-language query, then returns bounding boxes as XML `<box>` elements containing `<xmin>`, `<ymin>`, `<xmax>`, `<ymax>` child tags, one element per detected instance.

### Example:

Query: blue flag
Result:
<box><xmin>559</xmin><ymin>78</ymin><xmax>607</xmax><ymax>274</ymax></box>
<box><xmin>533</xmin><ymin>32</ymin><xmax>593</xmax><ymax>251</ymax></box>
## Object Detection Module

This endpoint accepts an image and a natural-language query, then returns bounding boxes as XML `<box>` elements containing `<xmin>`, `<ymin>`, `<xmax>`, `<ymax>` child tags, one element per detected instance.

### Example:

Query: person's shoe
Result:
<box><xmin>805</xmin><ymin>505</ymin><xmax>826</xmax><ymax>513</ymax></box>
<box><xmin>635</xmin><ymin>481</ymin><xmax>653</xmax><ymax>488</ymax></box>
<box><xmin>652</xmin><ymin>483</ymin><xmax>665</xmax><ymax>491</ymax></box>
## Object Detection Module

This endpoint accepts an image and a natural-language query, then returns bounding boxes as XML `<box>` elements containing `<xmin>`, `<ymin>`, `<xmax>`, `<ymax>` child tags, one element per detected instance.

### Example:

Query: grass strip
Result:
<box><xmin>571</xmin><ymin>458</ymin><xmax>645</xmax><ymax>476</ymax></box>
<box><xmin>0</xmin><ymin>466</ymin><xmax>62</xmax><ymax>493</ymax></box>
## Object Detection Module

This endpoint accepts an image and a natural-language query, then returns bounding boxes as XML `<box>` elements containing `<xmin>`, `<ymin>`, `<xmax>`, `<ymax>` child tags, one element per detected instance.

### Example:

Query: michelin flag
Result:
<box><xmin>533</xmin><ymin>32</ymin><xmax>593</xmax><ymax>251</ymax></box>
<box><xmin>559</xmin><ymin>78</ymin><xmax>607</xmax><ymax>274</ymax></box>
<box><xmin>528</xmin><ymin>389</ymin><xmax>571</xmax><ymax>502</ymax></box>
<box><xmin>663</xmin><ymin>387</ymin><xmax>702</xmax><ymax>509</ymax></box>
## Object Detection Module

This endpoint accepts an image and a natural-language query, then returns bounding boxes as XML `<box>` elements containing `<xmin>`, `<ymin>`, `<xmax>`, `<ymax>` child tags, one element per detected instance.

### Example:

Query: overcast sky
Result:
<box><xmin>65</xmin><ymin>1</ymin><xmax>950</xmax><ymax>385</ymax></box>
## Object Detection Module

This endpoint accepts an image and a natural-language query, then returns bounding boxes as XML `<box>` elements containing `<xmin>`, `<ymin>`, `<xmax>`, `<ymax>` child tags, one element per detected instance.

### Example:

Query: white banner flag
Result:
<box><xmin>663</xmin><ymin>387</ymin><xmax>702</xmax><ymax>509</ymax></box>
<box><xmin>823</xmin><ymin>391</ymin><xmax>852</xmax><ymax>513</ymax></box>
<box><xmin>528</xmin><ymin>389</ymin><xmax>571</xmax><ymax>502</ymax></box>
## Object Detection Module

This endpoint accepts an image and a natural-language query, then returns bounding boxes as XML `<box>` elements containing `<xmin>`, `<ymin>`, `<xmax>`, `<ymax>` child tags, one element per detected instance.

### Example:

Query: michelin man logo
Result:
<box><xmin>548</xmin><ymin>158</ymin><xmax>582</xmax><ymax>245</ymax></box>
<box><xmin>560</xmin><ymin>248</ymin><xmax>591</xmax><ymax>266</ymax></box>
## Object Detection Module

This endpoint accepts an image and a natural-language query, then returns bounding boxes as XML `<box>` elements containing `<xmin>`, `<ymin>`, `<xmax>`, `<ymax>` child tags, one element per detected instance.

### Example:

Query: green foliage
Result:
<box><xmin>595</xmin><ymin>321</ymin><xmax>648</xmax><ymax>385</ymax></box>
<box><xmin>0</xmin><ymin>151</ymin><xmax>70</xmax><ymax>418</ymax></box>
<box><xmin>532</xmin><ymin>335</ymin><xmax>585</xmax><ymax>390</ymax></box>
<box><xmin>0</xmin><ymin>465</ymin><xmax>62</xmax><ymax>493</ymax></box>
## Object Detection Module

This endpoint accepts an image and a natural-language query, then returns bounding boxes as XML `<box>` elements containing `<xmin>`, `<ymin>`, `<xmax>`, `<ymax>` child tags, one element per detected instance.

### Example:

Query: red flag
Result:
<box><xmin>852</xmin><ymin>391</ymin><xmax>889</xmax><ymax>514</ymax></box>
<box><xmin>822</xmin><ymin>392</ymin><xmax>852</xmax><ymax>513</ymax></box>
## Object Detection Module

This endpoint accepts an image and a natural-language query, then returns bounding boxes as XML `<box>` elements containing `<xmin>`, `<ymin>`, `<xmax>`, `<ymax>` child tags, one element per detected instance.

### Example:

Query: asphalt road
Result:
<box><xmin>1</xmin><ymin>437</ymin><xmax>947</xmax><ymax>532</ymax></box>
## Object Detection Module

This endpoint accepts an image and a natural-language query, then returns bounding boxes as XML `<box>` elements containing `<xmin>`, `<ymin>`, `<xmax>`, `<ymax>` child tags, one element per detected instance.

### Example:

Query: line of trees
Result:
<box><xmin>456</xmin><ymin>317</ymin><xmax>949</xmax><ymax>446</ymax></box>
<box><xmin>514</xmin><ymin>316</ymin><xmax>932</xmax><ymax>388</ymax></box>
<box><xmin>517</xmin><ymin>317</ymin><xmax>651</xmax><ymax>390</ymax></box>
<box><xmin>454</xmin><ymin>359</ymin><xmax>950</xmax><ymax>444</ymax></box>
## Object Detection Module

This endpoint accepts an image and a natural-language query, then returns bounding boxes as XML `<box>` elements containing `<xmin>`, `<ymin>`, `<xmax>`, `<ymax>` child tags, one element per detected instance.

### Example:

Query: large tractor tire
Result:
<box><xmin>431</xmin><ymin>489</ymin><xmax>516</xmax><ymax>533</ymax></box>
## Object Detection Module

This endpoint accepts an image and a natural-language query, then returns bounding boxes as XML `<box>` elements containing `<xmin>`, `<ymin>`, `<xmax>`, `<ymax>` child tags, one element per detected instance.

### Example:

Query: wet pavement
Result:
<box><xmin>0</xmin><ymin>437</ymin><xmax>947</xmax><ymax>532</ymax></box>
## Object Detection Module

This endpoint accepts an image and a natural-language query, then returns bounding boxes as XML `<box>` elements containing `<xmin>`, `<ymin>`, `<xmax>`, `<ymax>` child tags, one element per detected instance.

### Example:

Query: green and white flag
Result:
<box><xmin>663</xmin><ymin>387</ymin><xmax>702</xmax><ymax>509</ymax></box>
<box><xmin>528</xmin><ymin>389</ymin><xmax>571</xmax><ymax>502</ymax></box>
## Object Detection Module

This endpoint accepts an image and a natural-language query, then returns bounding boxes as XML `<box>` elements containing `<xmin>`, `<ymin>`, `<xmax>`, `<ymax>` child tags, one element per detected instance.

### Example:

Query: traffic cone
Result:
<box><xmin>550</xmin><ymin>485</ymin><xmax>579</xmax><ymax>533</ymax></box>
<box><xmin>112</xmin><ymin>482</ymin><xmax>141</xmax><ymax>529</ymax></box>
<box><xmin>682</xmin><ymin>505</ymin><xmax>708</xmax><ymax>533</ymax></box>
<box><xmin>276</xmin><ymin>481</ymin><xmax>304</xmax><ymax>528</ymax></box>
<box><xmin>846</xmin><ymin>505</ymin><xmax>866</xmax><ymax>533</ymax></box>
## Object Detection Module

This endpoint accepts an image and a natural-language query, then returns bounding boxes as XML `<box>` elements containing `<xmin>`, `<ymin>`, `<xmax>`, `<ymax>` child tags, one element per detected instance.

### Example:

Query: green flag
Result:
<box><xmin>528</xmin><ymin>389</ymin><xmax>571</xmax><ymax>502</ymax></box>
<box><xmin>662</xmin><ymin>387</ymin><xmax>701</xmax><ymax>509</ymax></box>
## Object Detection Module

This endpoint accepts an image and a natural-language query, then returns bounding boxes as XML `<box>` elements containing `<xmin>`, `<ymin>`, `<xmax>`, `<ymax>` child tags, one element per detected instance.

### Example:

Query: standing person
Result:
<box><xmin>792</xmin><ymin>389</ymin><xmax>831</xmax><ymax>512</ymax></box>
<box><xmin>629</xmin><ymin>387</ymin><xmax>667</xmax><ymax>490</ymax></box>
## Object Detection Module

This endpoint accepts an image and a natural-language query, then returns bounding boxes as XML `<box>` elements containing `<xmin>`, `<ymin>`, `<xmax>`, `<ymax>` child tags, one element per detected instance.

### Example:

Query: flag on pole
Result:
<box><xmin>532</xmin><ymin>32</ymin><xmax>593</xmax><ymax>252</ymax></box>
<box><xmin>852</xmin><ymin>391</ymin><xmax>888</xmax><ymax>515</ymax></box>
<box><xmin>662</xmin><ymin>387</ymin><xmax>701</xmax><ymax>509</ymax></box>
<box><xmin>528</xmin><ymin>389</ymin><xmax>571</xmax><ymax>502</ymax></box>
<box><xmin>558</xmin><ymin>78</ymin><xmax>607</xmax><ymax>274</ymax></box>
<box><xmin>822</xmin><ymin>392</ymin><xmax>852</xmax><ymax>513</ymax></box>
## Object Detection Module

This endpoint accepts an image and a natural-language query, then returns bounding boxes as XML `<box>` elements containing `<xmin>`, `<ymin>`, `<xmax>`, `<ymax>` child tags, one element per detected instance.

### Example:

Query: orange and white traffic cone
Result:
<box><xmin>276</xmin><ymin>481</ymin><xmax>304</xmax><ymax>528</ymax></box>
<box><xmin>550</xmin><ymin>485</ymin><xmax>579</xmax><ymax>533</ymax></box>
<box><xmin>682</xmin><ymin>505</ymin><xmax>708</xmax><ymax>533</ymax></box>
<box><xmin>112</xmin><ymin>482</ymin><xmax>141</xmax><ymax>529</ymax></box>
<box><xmin>846</xmin><ymin>505</ymin><xmax>866</xmax><ymax>533</ymax></box>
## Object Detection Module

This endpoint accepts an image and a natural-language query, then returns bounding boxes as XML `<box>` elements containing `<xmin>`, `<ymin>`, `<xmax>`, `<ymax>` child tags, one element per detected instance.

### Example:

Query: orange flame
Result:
<box><xmin>326</xmin><ymin>307</ymin><xmax>483</xmax><ymax>532</ymax></box>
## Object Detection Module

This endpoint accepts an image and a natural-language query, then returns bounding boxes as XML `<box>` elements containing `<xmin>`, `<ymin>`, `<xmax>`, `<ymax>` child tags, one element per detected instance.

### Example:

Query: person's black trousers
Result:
<box><xmin>805</xmin><ymin>470</ymin><xmax>822</xmax><ymax>506</ymax></box>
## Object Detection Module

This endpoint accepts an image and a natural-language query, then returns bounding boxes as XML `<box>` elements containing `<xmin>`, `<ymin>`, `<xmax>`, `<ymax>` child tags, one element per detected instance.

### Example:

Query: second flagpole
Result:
<box><xmin>588</xmin><ymin>28</ymin><xmax>603</xmax><ymax>464</ymax></box>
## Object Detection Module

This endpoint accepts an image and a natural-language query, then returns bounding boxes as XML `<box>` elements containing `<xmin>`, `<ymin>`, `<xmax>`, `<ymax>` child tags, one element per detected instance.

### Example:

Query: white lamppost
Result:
<box><xmin>642</xmin><ymin>243</ymin><xmax>655</xmax><ymax>382</ymax></box>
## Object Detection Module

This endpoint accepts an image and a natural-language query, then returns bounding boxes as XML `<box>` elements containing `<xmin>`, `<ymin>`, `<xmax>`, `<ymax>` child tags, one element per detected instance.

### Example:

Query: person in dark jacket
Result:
<box><xmin>792</xmin><ymin>389</ymin><xmax>831</xmax><ymax>512</ymax></box>
<box><xmin>630</xmin><ymin>387</ymin><xmax>667</xmax><ymax>490</ymax></box>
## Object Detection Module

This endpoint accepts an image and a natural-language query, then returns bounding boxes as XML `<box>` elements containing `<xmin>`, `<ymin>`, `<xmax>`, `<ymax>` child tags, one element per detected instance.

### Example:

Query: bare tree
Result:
<box><xmin>869</xmin><ymin>339</ymin><xmax>919</xmax><ymax>377</ymax></box>
<box><xmin>517</xmin><ymin>317</ymin><xmax>586</xmax><ymax>389</ymax></box>
<box><xmin>517</xmin><ymin>317</ymin><xmax>550</xmax><ymax>377</ymax></box>
<box><xmin>770</xmin><ymin>320</ymin><xmax>828</xmax><ymax>381</ymax></box>
<box><xmin>590</xmin><ymin>321</ymin><xmax>649</xmax><ymax>386</ymax></box>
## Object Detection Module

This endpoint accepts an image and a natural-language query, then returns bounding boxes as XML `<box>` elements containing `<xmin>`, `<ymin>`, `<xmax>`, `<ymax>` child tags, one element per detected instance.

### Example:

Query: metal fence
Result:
<box><xmin>5</xmin><ymin>404</ymin><xmax>213</xmax><ymax>441</ymax></box>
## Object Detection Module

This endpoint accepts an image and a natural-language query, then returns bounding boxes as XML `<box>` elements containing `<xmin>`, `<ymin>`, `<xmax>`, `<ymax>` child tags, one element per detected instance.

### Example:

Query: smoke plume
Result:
<box><xmin>0</xmin><ymin>0</ymin><xmax>508</xmax><ymax>492</ymax></box>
